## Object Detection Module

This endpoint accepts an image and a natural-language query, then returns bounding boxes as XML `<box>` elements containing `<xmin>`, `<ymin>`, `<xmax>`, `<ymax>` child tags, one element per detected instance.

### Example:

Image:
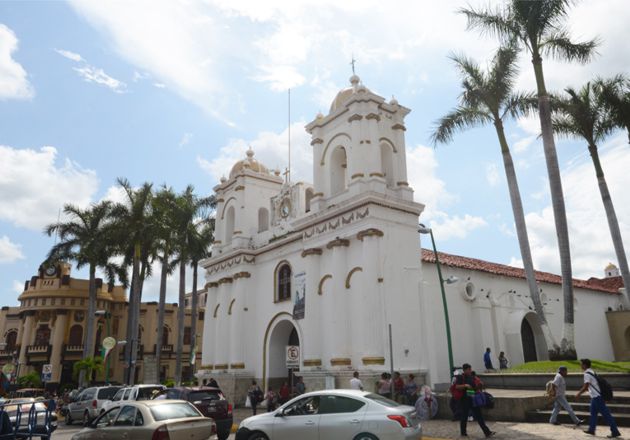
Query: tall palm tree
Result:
<box><xmin>431</xmin><ymin>46</ymin><xmax>560</xmax><ymax>356</ymax></box>
<box><xmin>552</xmin><ymin>82</ymin><xmax>630</xmax><ymax>307</ymax></box>
<box><xmin>152</xmin><ymin>186</ymin><xmax>179</xmax><ymax>380</ymax></box>
<box><xmin>45</xmin><ymin>201</ymin><xmax>121</xmax><ymax>386</ymax></box>
<box><xmin>187</xmin><ymin>219</ymin><xmax>215</xmax><ymax>382</ymax></box>
<box><xmin>461</xmin><ymin>0</ymin><xmax>598</xmax><ymax>359</ymax></box>
<box><xmin>111</xmin><ymin>178</ymin><xmax>154</xmax><ymax>385</ymax></box>
<box><xmin>172</xmin><ymin>186</ymin><xmax>214</xmax><ymax>385</ymax></box>
<box><xmin>595</xmin><ymin>74</ymin><xmax>630</xmax><ymax>144</ymax></box>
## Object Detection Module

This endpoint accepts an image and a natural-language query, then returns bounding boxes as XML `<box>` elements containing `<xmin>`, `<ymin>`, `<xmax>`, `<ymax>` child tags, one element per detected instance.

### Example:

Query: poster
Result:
<box><xmin>293</xmin><ymin>271</ymin><xmax>306</xmax><ymax>320</ymax></box>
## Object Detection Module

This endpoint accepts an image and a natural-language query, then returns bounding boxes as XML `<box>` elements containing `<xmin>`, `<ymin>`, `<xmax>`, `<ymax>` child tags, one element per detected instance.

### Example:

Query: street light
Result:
<box><xmin>418</xmin><ymin>223</ymin><xmax>458</xmax><ymax>376</ymax></box>
<box><xmin>95</xmin><ymin>310</ymin><xmax>112</xmax><ymax>383</ymax></box>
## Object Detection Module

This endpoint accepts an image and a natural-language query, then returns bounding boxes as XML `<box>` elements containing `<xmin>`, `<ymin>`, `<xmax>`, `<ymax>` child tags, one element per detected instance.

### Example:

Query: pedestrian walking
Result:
<box><xmin>377</xmin><ymin>372</ymin><xmax>392</xmax><ymax>399</ymax></box>
<box><xmin>393</xmin><ymin>372</ymin><xmax>405</xmax><ymax>403</ymax></box>
<box><xmin>248</xmin><ymin>380</ymin><xmax>263</xmax><ymax>415</ymax></box>
<box><xmin>498</xmin><ymin>352</ymin><xmax>509</xmax><ymax>370</ymax></box>
<box><xmin>404</xmin><ymin>373</ymin><xmax>419</xmax><ymax>405</ymax></box>
<box><xmin>279</xmin><ymin>381</ymin><xmax>290</xmax><ymax>404</ymax></box>
<box><xmin>576</xmin><ymin>358</ymin><xmax>621</xmax><ymax>438</ymax></box>
<box><xmin>483</xmin><ymin>348</ymin><xmax>495</xmax><ymax>371</ymax></box>
<box><xmin>350</xmin><ymin>371</ymin><xmax>364</xmax><ymax>391</ymax></box>
<box><xmin>295</xmin><ymin>376</ymin><xmax>306</xmax><ymax>395</ymax></box>
<box><xmin>265</xmin><ymin>387</ymin><xmax>278</xmax><ymax>412</ymax></box>
<box><xmin>549</xmin><ymin>366</ymin><xmax>583</xmax><ymax>426</ymax></box>
<box><xmin>454</xmin><ymin>363</ymin><xmax>495</xmax><ymax>438</ymax></box>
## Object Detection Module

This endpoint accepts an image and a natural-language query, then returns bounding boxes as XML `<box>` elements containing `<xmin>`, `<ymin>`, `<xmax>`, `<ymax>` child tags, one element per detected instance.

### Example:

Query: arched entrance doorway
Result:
<box><xmin>264</xmin><ymin>315</ymin><xmax>301</xmax><ymax>392</ymax></box>
<box><xmin>520</xmin><ymin>312</ymin><xmax>548</xmax><ymax>362</ymax></box>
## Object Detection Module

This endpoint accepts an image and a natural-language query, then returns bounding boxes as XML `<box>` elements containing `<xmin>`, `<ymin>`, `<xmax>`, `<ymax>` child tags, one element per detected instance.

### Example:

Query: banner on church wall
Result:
<box><xmin>293</xmin><ymin>271</ymin><xmax>306</xmax><ymax>320</ymax></box>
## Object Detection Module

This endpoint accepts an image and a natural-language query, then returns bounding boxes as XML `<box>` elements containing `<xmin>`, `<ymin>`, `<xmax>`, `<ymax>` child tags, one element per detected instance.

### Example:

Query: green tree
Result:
<box><xmin>17</xmin><ymin>371</ymin><xmax>42</xmax><ymax>388</ymax></box>
<box><xmin>595</xmin><ymin>74</ymin><xmax>630</xmax><ymax>144</ymax></box>
<box><xmin>551</xmin><ymin>82</ymin><xmax>630</xmax><ymax>307</ymax></box>
<box><xmin>432</xmin><ymin>46</ymin><xmax>560</xmax><ymax>356</ymax></box>
<box><xmin>45</xmin><ymin>201</ymin><xmax>121</xmax><ymax>385</ymax></box>
<box><xmin>73</xmin><ymin>356</ymin><xmax>104</xmax><ymax>384</ymax></box>
<box><xmin>460</xmin><ymin>0</ymin><xmax>598</xmax><ymax>360</ymax></box>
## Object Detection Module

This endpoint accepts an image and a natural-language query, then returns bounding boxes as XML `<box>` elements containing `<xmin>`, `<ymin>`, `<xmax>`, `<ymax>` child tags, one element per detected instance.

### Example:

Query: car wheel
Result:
<box><xmin>353</xmin><ymin>434</ymin><xmax>379</xmax><ymax>440</ymax></box>
<box><xmin>65</xmin><ymin>412</ymin><xmax>73</xmax><ymax>426</ymax></box>
<box><xmin>83</xmin><ymin>411</ymin><xmax>90</xmax><ymax>426</ymax></box>
<box><xmin>247</xmin><ymin>432</ymin><xmax>269</xmax><ymax>440</ymax></box>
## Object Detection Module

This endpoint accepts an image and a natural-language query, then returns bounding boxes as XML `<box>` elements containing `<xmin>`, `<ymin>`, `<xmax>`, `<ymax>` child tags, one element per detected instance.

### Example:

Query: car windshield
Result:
<box><xmin>98</xmin><ymin>387</ymin><xmax>121</xmax><ymax>400</ymax></box>
<box><xmin>364</xmin><ymin>393</ymin><xmax>402</xmax><ymax>407</ymax></box>
<box><xmin>137</xmin><ymin>387</ymin><xmax>163</xmax><ymax>401</ymax></box>
<box><xmin>150</xmin><ymin>402</ymin><xmax>201</xmax><ymax>421</ymax></box>
<box><xmin>188</xmin><ymin>391</ymin><xmax>222</xmax><ymax>402</ymax></box>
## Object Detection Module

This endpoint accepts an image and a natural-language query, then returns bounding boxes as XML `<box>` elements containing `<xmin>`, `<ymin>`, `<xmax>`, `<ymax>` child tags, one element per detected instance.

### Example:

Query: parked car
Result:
<box><xmin>163</xmin><ymin>387</ymin><xmax>233</xmax><ymax>440</ymax></box>
<box><xmin>2</xmin><ymin>398</ymin><xmax>58</xmax><ymax>436</ymax></box>
<box><xmin>101</xmin><ymin>384</ymin><xmax>166</xmax><ymax>413</ymax></box>
<box><xmin>12</xmin><ymin>388</ymin><xmax>45</xmax><ymax>398</ymax></box>
<box><xmin>235</xmin><ymin>389</ymin><xmax>422</xmax><ymax>440</ymax></box>
<box><xmin>70</xmin><ymin>399</ymin><xmax>217</xmax><ymax>440</ymax></box>
<box><xmin>66</xmin><ymin>386</ymin><xmax>121</xmax><ymax>426</ymax></box>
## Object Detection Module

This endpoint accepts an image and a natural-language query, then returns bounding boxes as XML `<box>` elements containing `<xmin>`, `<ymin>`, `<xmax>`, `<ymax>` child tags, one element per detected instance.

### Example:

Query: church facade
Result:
<box><xmin>199</xmin><ymin>75</ymin><xmax>627</xmax><ymax>402</ymax></box>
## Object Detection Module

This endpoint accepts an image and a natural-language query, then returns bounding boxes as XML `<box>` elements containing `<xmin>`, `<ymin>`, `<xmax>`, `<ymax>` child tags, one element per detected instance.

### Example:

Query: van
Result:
<box><xmin>101</xmin><ymin>384</ymin><xmax>166</xmax><ymax>413</ymax></box>
<box><xmin>65</xmin><ymin>386</ymin><xmax>121</xmax><ymax>426</ymax></box>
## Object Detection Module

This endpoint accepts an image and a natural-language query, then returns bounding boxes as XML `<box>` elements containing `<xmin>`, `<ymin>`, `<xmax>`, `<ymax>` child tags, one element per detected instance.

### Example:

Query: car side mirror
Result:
<box><xmin>275</xmin><ymin>409</ymin><xmax>285</xmax><ymax>417</ymax></box>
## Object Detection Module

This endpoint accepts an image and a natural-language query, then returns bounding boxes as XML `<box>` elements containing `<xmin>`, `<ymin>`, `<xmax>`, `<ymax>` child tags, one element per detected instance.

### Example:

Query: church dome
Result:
<box><xmin>229</xmin><ymin>147</ymin><xmax>270</xmax><ymax>180</ymax></box>
<box><xmin>329</xmin><ymin>74</ymin><xmax>368</xmax><ymax>113</ymax></box>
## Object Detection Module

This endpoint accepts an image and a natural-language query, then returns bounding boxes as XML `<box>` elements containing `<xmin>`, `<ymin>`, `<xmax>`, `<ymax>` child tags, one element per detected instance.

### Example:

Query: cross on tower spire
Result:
<box><xmin>350</xmin><ymin>55</ymin><xmax>357</xmax><ymax>75</ymax></box>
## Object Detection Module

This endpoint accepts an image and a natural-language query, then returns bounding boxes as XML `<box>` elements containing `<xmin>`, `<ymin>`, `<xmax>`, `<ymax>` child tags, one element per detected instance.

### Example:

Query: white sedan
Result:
<box><xmin>235</xmin><ymin>389</ymin><xmax>422</xmax><ymax>440</ymax></box>
<box><xmin>71</xmin><ymin>399</ymin><xmax>217</xmax><ymax>440</ymax></box>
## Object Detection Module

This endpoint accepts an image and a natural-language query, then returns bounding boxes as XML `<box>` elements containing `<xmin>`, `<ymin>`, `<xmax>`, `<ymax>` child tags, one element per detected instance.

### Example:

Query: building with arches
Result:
<box><xmin>200</xmin><ymin>74</ymin><xmax>627</xmax><ymax>402</ymax></box>
<box><xmin>0</xmin><ymin>262</ymin><xmax>206</xmax><ymax>390</ymax></box>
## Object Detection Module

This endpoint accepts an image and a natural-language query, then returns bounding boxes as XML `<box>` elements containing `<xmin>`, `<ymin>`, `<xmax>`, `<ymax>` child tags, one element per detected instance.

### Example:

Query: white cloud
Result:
<box><xmin>55</xmin><ymin>47</ymin><xmax>126</xmax><ymax>93</ymax></box>
<box><xmin>252</xmin><ymin>65</ymin><xmax>305</xmax><ymax>91</ymax></box>
<box><xmin>427</xmin><ymin>214</ymin><xmax>488</xmax><ymax>241</ymax></box>
<box><xmin>406</xmin><ymin>144</ymin><xmax>455</xmax><ymax>218</ymax></box>
<box><xmin>55</xmin><ymin>48</ymin><xmax>84</xmax><ymax>62</ymax></box>
<box><xmin>0</xmin><ymin>236</ymin><xmax>25</xmax><ymax>263</ymax></box>
<box><xmin>0</xmin><ymin>24</ymin><xmax>34</xmax><ymax>100</ymax></box>
<box><xmin>0</xmin><ymin>145</ymin><xmax>98</xmax><ymax>230</ymax></box>
<box><xmin>525</xmin><ymin>134</ymin><xmax>630</xmax><ymax>279</ymax></box>
<box><xmin>178</xmin><ymin>132</ymin><xmax>193</xmax><ymax>149</ymax></box>
<box><xmin>12</xmin><ymin>280</ymin><xmax>24</xmax><ymax>295</ymax></box>
<box><xmin>153</xmin><ymin>82</ymin><xmax>166</xmax><ymax>89</ymax></box>
<box><xmin>485</xmin><ymin>163</ymin><xmax>500</xmax><ymax>186</ymax></box>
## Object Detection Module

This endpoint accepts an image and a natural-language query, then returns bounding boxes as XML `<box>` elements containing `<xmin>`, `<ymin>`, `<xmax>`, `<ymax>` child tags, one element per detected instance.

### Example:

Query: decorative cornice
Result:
<box><xmin>205</xmin><ymin>282</ymin><xmax>219</xmax><ymax>289</ymax></box>
<box><xmin>233</xmin><ymin>271</ymin><xmax>251</xmax><ymax>280</ymax></box>
<box><xmin>312</xmin><ymin>192</ymin><xmax>324</xmax><ymax>198</ymax></box>
<box><xmin>357</xmin><ymin>228</ymin><xmax>384</xmax><ymax>241</ymax></box>
<box><xmin>347</xmin><ymin>114</ymin><xmax>363</xmax><ymax>122</ymax></box>
<box><xmin>392</xmin><ymin>123</ymin><xmax>406</xmax><ymax>131</ymax></box>
<box><xmin>351</xmin><ymin>173</ymin><xmax>365</xmax><ymax>180</ymax></box>
<box><xmin>366</xmin><ymin>113</ymin><xmax>381</xmax><ymax>121</ymax></box>
<box><xmin>310</xmin><ymin>137</ymin><xmax>323</xmax><ymax>146</ymax></box>
<box><xmin>318</xmin><ymin>274</ymin><xmax>332</xmax><ymax>295</ymax></box>
<box><xmin>303</xmin><ymin>359</ymin><xmax>322</xmax><ymax>367</ymax></box>
<box><xmin>362</xmin><ymin>356</ymin><xmax>385</xmax><ymax>365</ymax></box>
<box><xmin>301</xmin><ymin>248</ymin><xmax>323</xmax><ymax>258</ymax></box>
<box><xmin>214</xmin><ymin>364</ymin><xmax>228</xmax><ymax>370</ymax></box>
<box><xmin>232</xmin><ymin>230</ymin><xmax>242</xmax><ymax>235</ymax></box>
<box><xmin>369</xmin><ymin>172</ymin><xmax>384</xmax><ymax>178</ymax></box>
<box><xmin>345</xmin><ymin>267</ymin><xmax>363</xmax><ymax>289</ymax></box>
<box><xmin>216</xmin><ymin>198</ymin><xmax>225</xmax><ymax>203</ymax></box>
<box><xmin>201</xmin><ymin>365</ymin><xmax>213</xmax><ymax>370</ymax></box>
<box><xmin>212</xmin><ymin>240</ymin><xmax>222</xmax><ymax>245</ymax></box>
<box><xmin>396</xmin><ymin>181</ymin><xmax>409</xmax><ymax>187</ymax></box>
<box><xmin>230</xmin><ymin>362</ymin><xmax>245</xmax><ymax>369</ymax></box>
<box><xmin>235</xmin><ymin>185</ymin><xmax>245</xmax><ymax>191</ymax></box>
<box><xmin>330</xmin><ymin>358</ymin><xmax>352</xmax><ymax>366</ymax></box>
<box><xmin>326</xmin><ymin>238</ymin><xmax>350</xmax><ymax>249</ymax></box>
<box><xmin>218</xmin><ymin>277</ymin><xmax>233</xmax><ymax>285</ymax></box>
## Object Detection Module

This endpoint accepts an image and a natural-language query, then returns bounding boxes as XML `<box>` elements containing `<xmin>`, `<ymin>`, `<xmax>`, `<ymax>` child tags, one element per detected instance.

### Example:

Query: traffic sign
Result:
<box><xmin>42</xmin><ymin>364</ymin><xmax>52</xmax><ymax>382</ymax></box>
<box><xmin>286</xmin><ymin>345</ymin><xmax>300</xmax><ymax>368</ymax></box>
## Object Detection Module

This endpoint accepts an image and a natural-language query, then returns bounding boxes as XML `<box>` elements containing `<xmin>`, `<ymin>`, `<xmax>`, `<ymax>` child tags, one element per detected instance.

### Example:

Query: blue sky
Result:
<box><xmin>1</xmin><ymin>0</ymin><xmax>629</xmax><ymax>305</ymax></box>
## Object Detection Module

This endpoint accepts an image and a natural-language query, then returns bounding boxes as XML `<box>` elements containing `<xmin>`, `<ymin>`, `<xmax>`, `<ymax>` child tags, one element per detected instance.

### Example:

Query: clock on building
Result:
<box><xmin>44</xmin><ymin>265</ymin><xmax>58</xmax><ymax>277</ymax></box>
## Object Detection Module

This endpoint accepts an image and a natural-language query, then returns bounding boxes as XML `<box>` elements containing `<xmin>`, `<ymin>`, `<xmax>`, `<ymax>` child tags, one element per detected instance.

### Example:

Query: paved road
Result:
<box><xmin>51</xmin><ymin>424</ymin><xmax>237</xmax><ymax>439</ymax></box>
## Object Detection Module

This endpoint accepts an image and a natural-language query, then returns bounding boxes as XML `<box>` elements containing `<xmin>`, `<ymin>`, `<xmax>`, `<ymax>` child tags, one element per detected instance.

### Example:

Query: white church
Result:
<box><xmin>200</xmin><ymin>75</ymin><xmax>626</xmax><ymax>401</ymax></box>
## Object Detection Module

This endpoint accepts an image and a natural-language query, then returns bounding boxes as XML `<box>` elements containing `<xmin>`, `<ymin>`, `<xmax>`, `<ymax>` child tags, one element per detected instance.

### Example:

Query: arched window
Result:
<box><xmin>380</xmin><ymin>142</ymin><xmax>395</xmax><ymax>187</ymax></box>
<box><xmin>275</xmin><ymin>262</ymin><xmax>292</xmax><ymax>302</ymax></box>
<box><xmin>68</xmin><ymin>325</ymin><xmax>83</xmax><ymax>346</ymax></box>
<box><xmin>34</xmin><ymin>325</ymin><xmax>51</xmax><ymax>346</ymax></box>
<box><xmin>330</xmin><ymin>146</ymin><xmax>347</xmax><ymax>195</ymax></box>
<box><xmin>305</xmin><ymin>188</ymin><xmax>315</xmax><ymax>213</ymax></box>
<box><xmin>162</xmin><ymin>326</ymin><xmax>170</xmax><ymax>346</ymax></box>
<box><xmin>225</xmin><ymin>205</ymin><xmax>235</xmax><ymax>244</ymax></box>
<box><xmin>5</xmin><ymin>330</ymin><xmax>18</xmax><ymax>351</ymax></box>
<box><xmin>258</xmin><ymin>207</ymin><xmax>269</xmax><ymax>232</ymax></box>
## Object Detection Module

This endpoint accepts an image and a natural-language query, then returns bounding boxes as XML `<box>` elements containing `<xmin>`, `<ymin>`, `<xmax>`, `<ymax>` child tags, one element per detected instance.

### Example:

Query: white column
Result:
<box><xmin>229</xmin><ymin>273</ymin><xmax>249</xmax><ymax>369</ymax></box>
<box><xmin>327</xmin><ymin>239</ymin><xmax>350</xmax><ymax>367</ymax></box>
<box><xmin>18</xmin><ymin>312</ymin><xmax>35</xmax><ymax>367</ymax></box>
<box><xmin>50</xmin><ymin>311</ymin><xmax>68</xmax><ymax>383</ymax></box>
<box><xmin>301</xmin><ymin>249</ymin><xmax>322</xmax><ymax>367</ymax></box>
<box><xmin>202</xmin><ymin>283</ymin><xmax>218</xmax><ymax>368</ymax></box>
<box><xmin>214</xmin><ymin>278</ymin><xmax>232</xmax><ymax>370</ymax></box>
<box><xmin>359</xmin><ymin>230</ymin><xmax>385</xmax><ymax>365</ymax></box>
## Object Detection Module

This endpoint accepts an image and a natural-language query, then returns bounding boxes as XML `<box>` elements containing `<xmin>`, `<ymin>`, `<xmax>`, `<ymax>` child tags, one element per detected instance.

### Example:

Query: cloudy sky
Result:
<box><xmin>1</xmin><ymin>0</ymin><xmax>629</xmax><ymax>305</ymax></box>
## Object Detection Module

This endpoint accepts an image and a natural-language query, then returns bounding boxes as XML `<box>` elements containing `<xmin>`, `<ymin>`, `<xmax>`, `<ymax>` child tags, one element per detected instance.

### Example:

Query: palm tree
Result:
<box><xmin>152</xmin><ymin>186</ymin><xmax>179</xmax><ymax>380</ymax></box>
<box><xmin>595</xmin><ymin>74</ymin><xmax>630</xmax><ymax>144</ymax></box>
<box><xmin>45</xmin><ymin>201</ymin><xmax>120</xmax><ymax>386</ymax></box>
<box><xmin>460</xmin><ymin>0</ymin><xmax>598</xmax><ymax>359</ymax></box>
<box><xmin>172</xmin><ymin>186</ymin><xmax>215</xmax><ymax>385</ymax></box>
<box><xmin>431</xmin><ymin>46</ymin><xmax>560</xmax><ymax>356</ymax></box>
<box><xmin>73</xmin><ymin>356</ymin><xmax>104</xmax><ymax>385</ymax></box>
<box><xmin>111</xmin><ymin>178</ymin><xmax>154</xmax><ymax>385</ymax></box>
<box><xmin>551</xmin><ymin>82</ymin><xmax>630</xmax><ymax>307</ymax></box>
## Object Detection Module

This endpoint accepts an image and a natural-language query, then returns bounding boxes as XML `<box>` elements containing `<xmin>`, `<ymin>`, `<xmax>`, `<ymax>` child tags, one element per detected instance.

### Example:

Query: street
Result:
<box><xmin>51</xmin><ymin>424</ymin><xmax>237</xmax><ymax>439</ymax></box>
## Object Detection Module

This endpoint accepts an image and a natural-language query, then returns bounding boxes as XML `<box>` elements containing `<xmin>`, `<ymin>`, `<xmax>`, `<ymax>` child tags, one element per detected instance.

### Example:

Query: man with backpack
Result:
<box><xmin>576</xmin><ymin>358</ymin><xmax>621</xmax><ymax>438</ymax></box>
<box><xmin>548</xmin><ymin>366</ymin><xmax>583</xmax><ymax>426</ymax></box>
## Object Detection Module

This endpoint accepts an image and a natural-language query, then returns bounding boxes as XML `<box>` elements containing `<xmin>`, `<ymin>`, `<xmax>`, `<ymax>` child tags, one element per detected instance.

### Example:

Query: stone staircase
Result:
<box><xmin>526</xmin><ymin>393</ymin><xmax>630</xmax><ymax>427</ymax></box>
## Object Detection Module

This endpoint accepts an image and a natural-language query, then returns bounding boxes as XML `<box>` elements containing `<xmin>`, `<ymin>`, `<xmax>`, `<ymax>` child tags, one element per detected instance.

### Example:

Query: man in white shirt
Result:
<box><xmin>549</xmin><ymin>366</ymin><xmax>582</xmax><ymax>425</ymax></box>
<box><xmin>349</xmin><ymin>371</ymin><xmax>363</xmax><ymax>391</ymax></box>
<box><xmin>576</xmin><ymin>358</ymin><xmax>621</xmax><ymax>438</ymax></box>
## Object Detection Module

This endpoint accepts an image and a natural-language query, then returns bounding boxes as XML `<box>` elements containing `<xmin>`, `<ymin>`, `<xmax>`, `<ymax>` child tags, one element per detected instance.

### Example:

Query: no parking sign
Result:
<box><xmin>286</xmin><ymin>345</ymin><xmax>300</xmax><ymax>368</ymax></box>
<box><xmin>42</xmin><ymin>363</ymin><xmax>52</xmax><ymax>382</ymax></box>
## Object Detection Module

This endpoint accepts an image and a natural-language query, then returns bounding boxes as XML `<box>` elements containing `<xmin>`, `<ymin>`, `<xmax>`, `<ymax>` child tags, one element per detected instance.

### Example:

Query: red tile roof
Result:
<box><xmin>421</xmin><ymin>249</ymin><xmax>623</xmax><ymax>295</ymax></box>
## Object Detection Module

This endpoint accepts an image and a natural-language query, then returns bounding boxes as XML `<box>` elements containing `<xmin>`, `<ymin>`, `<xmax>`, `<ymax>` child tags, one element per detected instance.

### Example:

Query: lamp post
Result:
<box><xmin>95</xmin><ymin>310</ymin><xmax>112</xmax><ymax>383</ymax></box>
<box><xmin>418</xmin><ymin>223</ymin><xmax>458</xmax><ymax>376</ymax></box>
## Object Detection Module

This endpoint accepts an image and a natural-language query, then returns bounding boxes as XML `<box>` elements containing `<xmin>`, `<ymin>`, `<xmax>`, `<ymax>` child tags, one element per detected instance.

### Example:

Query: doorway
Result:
<box><xmin>521</xmin><ymin>318</ymin><xmax>537</xmax><ymax>362</ymax></box>
<box><xmin>265</xmin><ymin>316</ymin><xmax>300</xmax><ymax>392</ymax></box>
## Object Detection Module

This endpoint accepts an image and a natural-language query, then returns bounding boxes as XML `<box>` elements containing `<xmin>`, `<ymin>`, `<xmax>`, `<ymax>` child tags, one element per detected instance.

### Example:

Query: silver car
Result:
<box><xmin>66</xmin><ymin>386</ymin><xmax>121</xmax><ymax>425</ymax></box>
<box><xmin>71</xmin><ymin>399</ymin><xmax>217</xmax><ymax>440</ymax></box>
<box><xmin>235</xmin><ymin>389</ymin><xmax>422</xmax><ymax>440</ymax></box>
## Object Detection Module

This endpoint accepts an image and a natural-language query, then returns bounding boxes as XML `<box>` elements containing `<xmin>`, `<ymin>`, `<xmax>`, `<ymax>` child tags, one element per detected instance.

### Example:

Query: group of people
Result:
<box><xmin>483</xmin><ymin>347</ymin><xmax>509</xmax><ymax>371</ymax></box>
<box><xmin>247</xmin><ymin>376</ymin><xmax>306</xmax><ymax>415</ymax></box>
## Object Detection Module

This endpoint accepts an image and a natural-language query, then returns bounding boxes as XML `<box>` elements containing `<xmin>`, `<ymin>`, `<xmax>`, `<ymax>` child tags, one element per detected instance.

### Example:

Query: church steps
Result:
<box><xmin>526</xmin><ymin>409</ymin><xmax>630</xmax><ymax>427</ymax></box>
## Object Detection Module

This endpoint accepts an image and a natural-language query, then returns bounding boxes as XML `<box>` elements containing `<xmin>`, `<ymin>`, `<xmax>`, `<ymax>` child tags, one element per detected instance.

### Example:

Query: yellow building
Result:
<box><xmin>0</xmin><ymin>262</ymin><xmax>206</xmax><ymax>390</ymax></box>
